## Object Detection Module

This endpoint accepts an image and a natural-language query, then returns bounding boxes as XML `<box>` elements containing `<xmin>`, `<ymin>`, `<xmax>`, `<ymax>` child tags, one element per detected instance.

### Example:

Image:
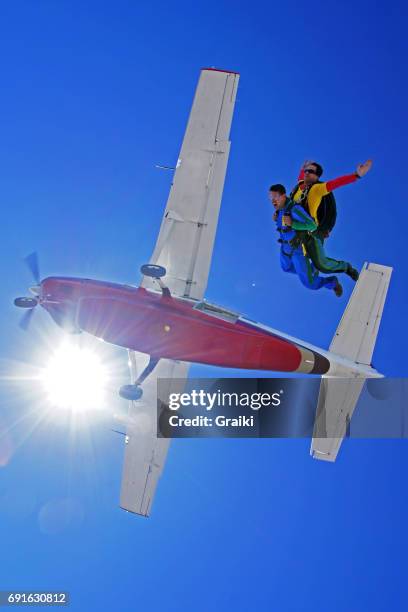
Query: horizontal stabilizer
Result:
<box><xmin>311</xmin><ymin>378</ymin><xmax>365</xmax><ymax>461</ymax></box>
<box><xmin>311</xmin><ymin>262</ymin><xmax>392</xmax><ymax>462</ymax></box>
<box><xmin>329</xmin><ymin>262</ymin><xmax>392</xmax><ymax>365</ymax></box>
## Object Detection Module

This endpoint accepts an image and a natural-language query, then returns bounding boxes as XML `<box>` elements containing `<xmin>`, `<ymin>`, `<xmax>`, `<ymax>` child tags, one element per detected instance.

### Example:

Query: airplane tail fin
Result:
<box><xmin>311</xmin><ymin>262</ymin><xmax>393</xmax><ymax>462</ymax></box>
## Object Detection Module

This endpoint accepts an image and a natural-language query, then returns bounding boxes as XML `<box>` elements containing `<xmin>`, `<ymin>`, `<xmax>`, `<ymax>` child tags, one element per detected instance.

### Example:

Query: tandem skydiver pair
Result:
<box><xmin>269</xmin><ymin>159</ymin><xmax>372</xmax><ymax>296</ymax></box>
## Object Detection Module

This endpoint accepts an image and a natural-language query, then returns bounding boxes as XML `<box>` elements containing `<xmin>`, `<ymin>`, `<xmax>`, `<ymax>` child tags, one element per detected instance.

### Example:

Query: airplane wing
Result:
<box><xmin>141</xmin><ymin>68</ymin><xmax>239</xmax><ymax>300</ymax></box>
<box><xmin>119</xmin><ymin>68</ymin><xmax>239</xmax><ymax>515</ymax></box>
<box><xmin>120</xmin><ymin>352</ymin><xmax>190</xmax><ymax>516</ymax></box>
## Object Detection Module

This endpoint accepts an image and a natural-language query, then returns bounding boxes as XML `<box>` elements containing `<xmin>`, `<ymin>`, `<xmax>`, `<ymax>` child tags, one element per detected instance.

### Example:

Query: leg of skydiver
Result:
<box><xmin>291</xmin><ymin>249</ymin><xmax>343</xmax><ymax>296</ymax></box>
<box><xmin>280</xmin><ymin>250</ymin><xmax>296</xmax><ymax>274</ymax></box>
<box><xmin>303</xmin><ymin>235</ymin><xmax>359</xmax><ymax>280</ymax></box>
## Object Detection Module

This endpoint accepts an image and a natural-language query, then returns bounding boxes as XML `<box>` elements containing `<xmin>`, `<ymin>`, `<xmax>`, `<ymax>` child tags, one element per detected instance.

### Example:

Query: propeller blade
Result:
<box><xmin>24</xmin><ymin>252</ymin><xmax>40</xmax><ymax>284</ymax></box>
<box><xmin>111</xmin><ymin>429</ymin><xmax>127</xmax><ymax>437</ymax></box>
<box><xmin>19</xmin><ymin>308</ymin><xmax>35</xmax><ymax>331</ymax></box>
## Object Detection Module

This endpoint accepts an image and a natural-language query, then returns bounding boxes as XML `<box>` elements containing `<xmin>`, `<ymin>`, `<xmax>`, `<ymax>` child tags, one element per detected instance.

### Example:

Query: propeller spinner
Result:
<box><xmin>14</xmin><ymin>252</ymin><xmax>41</xmax><ymax>330</ymax></box>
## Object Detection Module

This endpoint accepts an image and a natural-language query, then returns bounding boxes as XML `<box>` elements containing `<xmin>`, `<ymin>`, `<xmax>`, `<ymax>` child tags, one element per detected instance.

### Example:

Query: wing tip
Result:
<box><xmin>311</xmin><ymin>448</ymin><xmax>336</xmax><ymax>462</ymax></box>
<box><xmin>201</xmin><ymin>67</ymin><xmax>240</xmax><ymax>75</ymax></box>
<box><xmin>364</xmin><ymin>261</ymin><xmax>393</xmax><ymax>275</ymax></box>
<box><xmin>120</xmin><ymin>504</ymin><xmax>150</xmax><ymax>518</ymax></box>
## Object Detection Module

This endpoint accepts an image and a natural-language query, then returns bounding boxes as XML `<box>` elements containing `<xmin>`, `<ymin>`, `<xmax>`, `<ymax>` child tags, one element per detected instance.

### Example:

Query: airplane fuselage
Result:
<box><xmin>39</xmin><ymin>276</ymin><xmax>334</xmax><ymax>375</ymax></box>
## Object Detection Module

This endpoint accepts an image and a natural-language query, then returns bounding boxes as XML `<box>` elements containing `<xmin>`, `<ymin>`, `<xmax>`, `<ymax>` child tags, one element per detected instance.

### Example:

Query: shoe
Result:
<box><xmin>346</xmin><ymin>265</ymin><xmax>359</xmax><ymax>281</ymax></box>
<box><xmin>334</xmin><ymin>280</ymin><xmax>343</xmax><ymax>297</ymax></box>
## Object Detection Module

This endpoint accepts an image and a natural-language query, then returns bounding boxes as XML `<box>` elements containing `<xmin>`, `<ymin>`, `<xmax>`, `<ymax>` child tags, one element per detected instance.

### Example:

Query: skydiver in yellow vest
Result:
<box><xmin>290</xmin><ymin>159</ymin><xmax>372</xmax><ymax>282</ymax></box>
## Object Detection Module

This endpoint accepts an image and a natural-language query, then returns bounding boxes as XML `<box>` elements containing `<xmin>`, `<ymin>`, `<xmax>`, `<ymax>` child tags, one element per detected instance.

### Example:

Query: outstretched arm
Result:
<box><xmin>325</xmin><ymin>159</ymin><xmax>373</xmax><ymax>192</ymax></box>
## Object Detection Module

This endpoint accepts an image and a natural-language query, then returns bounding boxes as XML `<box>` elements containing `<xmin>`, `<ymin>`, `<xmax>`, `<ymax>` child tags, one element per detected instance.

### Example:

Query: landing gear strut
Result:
<box><xmin>141</xmin><ymin>264</ymin><xmax>171</xmax><ymax>297</ymax></box>
<box><xmin>119</xmin><ymin>262</ymin><xmax>168</xmax><ymax>401</ymax></box>
<box><xmin>119</xmin><ymin>357</ymin><xmax>160</xmax><ymax>401</ymax></box>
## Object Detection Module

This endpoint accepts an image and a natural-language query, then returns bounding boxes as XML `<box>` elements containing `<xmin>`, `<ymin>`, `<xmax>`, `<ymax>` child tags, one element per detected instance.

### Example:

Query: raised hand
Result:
<box><xmin>356</xmin><ymin>159</ymin><xmax>373</xmax><ymax>177</ymax></box>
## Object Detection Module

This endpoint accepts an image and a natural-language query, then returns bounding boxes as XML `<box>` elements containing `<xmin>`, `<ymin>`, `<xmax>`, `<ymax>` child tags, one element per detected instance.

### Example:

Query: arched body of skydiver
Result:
<box><xmin>269</xmin><ymin>184</ymin><xmax>343</xmax><ymax>297</ymax></box>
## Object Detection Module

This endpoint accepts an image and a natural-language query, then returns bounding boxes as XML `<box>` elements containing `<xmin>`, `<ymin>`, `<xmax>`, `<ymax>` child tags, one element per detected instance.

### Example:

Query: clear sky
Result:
<box><xmin>1</xmin><ymin>1</ymin><xmax>408</xmax><ymax>610</ymax></box>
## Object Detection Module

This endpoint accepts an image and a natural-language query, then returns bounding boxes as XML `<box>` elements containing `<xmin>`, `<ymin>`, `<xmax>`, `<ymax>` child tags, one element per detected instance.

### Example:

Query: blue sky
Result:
<box><xmin>1</xmin><ymin>1</ymin><xmax>408</xmax><ymax>610</ymax></box>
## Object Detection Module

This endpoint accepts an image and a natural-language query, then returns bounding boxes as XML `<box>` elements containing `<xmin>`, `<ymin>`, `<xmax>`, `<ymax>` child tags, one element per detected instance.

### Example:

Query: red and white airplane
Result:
<box><xmin>15</xmin><ymin>69</ymin><xmax>392</xmax><ymax>516</ymax></box>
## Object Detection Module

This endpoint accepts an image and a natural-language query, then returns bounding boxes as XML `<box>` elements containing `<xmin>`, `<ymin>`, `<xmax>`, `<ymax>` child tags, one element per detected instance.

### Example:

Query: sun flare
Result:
<box><xmin>40</xmin><ymin>340</ymin><xmax>109</xmax><ymax>412</ymax></box>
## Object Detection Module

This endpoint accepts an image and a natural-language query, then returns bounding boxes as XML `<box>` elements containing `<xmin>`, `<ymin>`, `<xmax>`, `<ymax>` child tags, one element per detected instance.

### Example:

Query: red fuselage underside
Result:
<box><xmin>41</xmin><ymin>277</ymin><xmax>308</xmax><ymax>373</ymax></box>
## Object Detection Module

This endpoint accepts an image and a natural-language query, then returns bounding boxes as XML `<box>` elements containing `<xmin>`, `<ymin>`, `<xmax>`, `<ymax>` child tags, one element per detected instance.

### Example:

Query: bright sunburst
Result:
<box><xmin>40</xmin><ymin>340</ymin><xmax>109</xmax><ymax>412</ymax></box>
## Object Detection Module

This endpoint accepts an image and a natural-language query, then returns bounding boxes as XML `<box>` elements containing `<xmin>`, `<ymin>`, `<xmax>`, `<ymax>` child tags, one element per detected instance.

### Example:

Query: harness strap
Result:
<box><xmin>278</xmin><ymin>234</ymin><xmax>306</xmax><ymax>257</ymax></box>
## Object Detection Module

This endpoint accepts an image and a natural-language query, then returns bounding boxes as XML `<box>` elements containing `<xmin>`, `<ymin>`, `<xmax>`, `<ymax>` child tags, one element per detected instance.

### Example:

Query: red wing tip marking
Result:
<box><xmin>201</xmin><ymin>67</ymin><xmax>240</xmax><ymax>75</ymax></box>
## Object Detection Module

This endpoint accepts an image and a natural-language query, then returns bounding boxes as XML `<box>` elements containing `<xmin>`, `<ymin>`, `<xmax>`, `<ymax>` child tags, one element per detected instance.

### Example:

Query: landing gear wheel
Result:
<box><xmin>119</xmin><ymin>384</ymin><xmax>143</xmax><ymax>401</ymax></box>
<box><xmin>14</xmin><ymin>297</ymin><xmax>38</xmax><ymax>308</ymax></box>
<box><xmin>141</xmin><ymin>264</ymin><xmax>166</xmax><ymax>279</ymax></box>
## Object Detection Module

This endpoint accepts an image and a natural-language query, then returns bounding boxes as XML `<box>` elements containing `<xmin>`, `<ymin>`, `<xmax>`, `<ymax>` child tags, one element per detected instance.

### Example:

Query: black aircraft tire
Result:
<box><xmin>14</xmin><ymin>297</ymin><xmax>37</xmax><ymax>308</ymax></box>
<box><xmin>140</xmin><ymin>264</ymin><xmax>166</xmax><ymax>279</ymax></box>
